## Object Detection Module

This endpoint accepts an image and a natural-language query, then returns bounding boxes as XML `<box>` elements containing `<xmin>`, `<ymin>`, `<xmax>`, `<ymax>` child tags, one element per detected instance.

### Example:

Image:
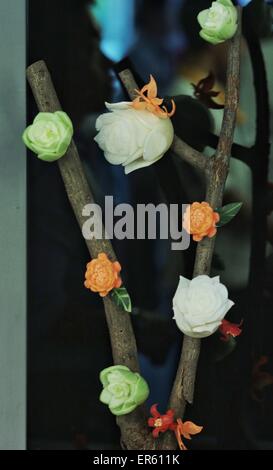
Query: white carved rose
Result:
<box><xmin>94</xmin><ymin>102</ymin><xmax>174</xmax><ymax>174</ymax></box>
<box><xmin>173</xmin><ymin>275</ymin><xmax>234</xmax><ymax>338</ymax></box>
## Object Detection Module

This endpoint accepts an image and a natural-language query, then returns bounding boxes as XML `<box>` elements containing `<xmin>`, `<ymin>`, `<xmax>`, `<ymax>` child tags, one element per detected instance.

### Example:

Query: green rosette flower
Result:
<box><xmin>197</xmin><ymin>0</ymin><xmax>238</xmax><ymax>45</ymax></box>
<box><xmin>99</xmin><ymin>365</ymin><xmax>149</xmax><ymax>416</ymax></box>
<box><xmin>22</xmin><ymin>111</ymin><xmax>73</xmax><ymax>162</ymax></box>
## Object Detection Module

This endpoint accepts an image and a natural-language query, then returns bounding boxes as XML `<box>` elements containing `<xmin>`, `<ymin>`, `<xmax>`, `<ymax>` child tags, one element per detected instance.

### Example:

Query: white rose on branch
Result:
<box><xmin>94</xmin><ymin>76</ymin><xmax>175</xmax><ymax>174</ymax></box>
<box><xmin>94</xmin><ymin>102</ymin><xmax>174</xmax><ymax>174</ymax></box>
<box><xmin>173</xmin><ymin>275</ymin><xmax>234</xmax><ymax>338</ymax></box>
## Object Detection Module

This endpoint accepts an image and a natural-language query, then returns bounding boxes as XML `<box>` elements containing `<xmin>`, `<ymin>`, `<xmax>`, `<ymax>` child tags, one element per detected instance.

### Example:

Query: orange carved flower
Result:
<box><xmin>148</xmin><ymin>404</ymin><xmax>203</xmax><ymax>450</ymax></box>
<box><xmin>183</xmin><ymin>202</ymin><xmax>220</xmax><ymax>242</ymax></box>
<box><xmin>148</xmin><ymin>404</ymin><xmax>177</xmax><ymax>437</ymax></box>
<box><xmin>132</xmin><ymin>75</ymin><xmax>176</xmax><ymax>119</ymax></box>
<box><xmin>84</xmin><ymin>252</ymin><xmax>122</xmax><ymax>297</ymax></box>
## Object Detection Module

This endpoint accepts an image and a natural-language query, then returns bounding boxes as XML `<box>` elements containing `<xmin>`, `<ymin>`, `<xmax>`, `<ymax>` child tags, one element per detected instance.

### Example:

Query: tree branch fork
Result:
<box><xmin>26</xmin><ymin>7</ymin><xmax>241</xmax><ymax>451</ymax></box>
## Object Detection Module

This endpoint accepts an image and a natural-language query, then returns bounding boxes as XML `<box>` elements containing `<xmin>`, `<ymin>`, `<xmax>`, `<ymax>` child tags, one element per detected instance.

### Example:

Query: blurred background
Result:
<box><xmin>27</xmin><ymin>0</ymin><xmax>273</xmax><ymax>449</ymax></box>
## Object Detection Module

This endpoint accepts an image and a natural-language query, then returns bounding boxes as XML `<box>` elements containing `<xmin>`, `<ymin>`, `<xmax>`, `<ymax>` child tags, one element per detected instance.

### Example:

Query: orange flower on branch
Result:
<box><xmin>84</xmin><ymin>252</ymin><xmax>122</xmax><ymax>297</ymax></box>
<box><xmin>148</xmin><ymin>404</ymin><xmax>177</xmax><ymax>438</ymax></box>
<box><xmin>132</xmin><ymin>75</ymin><xmax>176</xmax><ymax>119</ymax></box>
<box><xmin>183</xmin><ymin>202</ymin><xmax>220</xmax><ymax>242</ymax></box>
<box><xmin>175</xmin><ymin>418</ymin><xmax>203</xmax><ymax>451</ymax></box>
<box><xmin>148</xmin><ymin>404</ymin><xmax>203</xmax><ymax>450</ymax></box>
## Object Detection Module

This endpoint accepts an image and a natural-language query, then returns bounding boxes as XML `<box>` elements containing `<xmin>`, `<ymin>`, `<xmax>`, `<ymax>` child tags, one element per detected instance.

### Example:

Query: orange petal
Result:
<box><xmin>193</xmin><ymin>234</ymin><xmax>203</xmax><ymax>242</ymax></box>
<box><xmin>167</xmin><ymin>99</ymin><xmax>176</xmax><ymax>117</ymax></box>
<box><xmin>147</xmin><ymin>103</ymin><xmax>157</xmax><ymax>113</ymax></box>
<box><xmin>115</xmin><ymin>277</ymin><xmax>122</xmax><ymax>288</ymax></box>
<box><xmin>151</xmin><ymin>97</ymin><xmax>163</xmax><ymax>106</ymax></box>
<box><xmin>154</xmin><ymin>107</ymin><xmax>169</xmax><ymax>119</ymax></box>
<box><xmin>98</xmin><ymin>252</ymin><xmax>107</xmax><ymax>260</ymax></box>
<box><xmin>146</xmin><ymin>75</ymin><xmax>158</xmax><ymax>99</ymax></box>
<box><xmin>175</xmin><ymin>426</ymin><xmax>187</xmax><ymax>451</ymax></box>
<box><xmin>113</xmin><ymin>261</ymin><xmax>122</xmax><ymax>273</ymax></box>
<box><xmin>214</xmin><ymin>212</ymin><xmax>220</xmax><ymax>223</ymax></box>
<box><xmin>132</xmin><ymin>100</ymin><xmax>147</xmax><ymax>111</ymax></box>
<box><xmin>183</xmin><ymin>421</ymin><xmax>203</xmax><ymax>437</ymax></box>
<box><xmin>207</xmin><ymin>227</ymin><xmax>217</xmax><ymax>238</ymax></box>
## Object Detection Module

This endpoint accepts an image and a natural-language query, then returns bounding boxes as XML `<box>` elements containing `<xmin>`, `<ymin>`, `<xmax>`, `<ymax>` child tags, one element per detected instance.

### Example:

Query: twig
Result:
<box><xmin>118</xmin><ymin>69</ymin><xmax>207</xmax><ymax>172</ymax></box>
<box><xmin>172</xmin><ymin>135</ymin><xmax>207</xmax><ymax>172</ymax></box>
<box><xmin>206</xmin><ymin>132</ymin><xmax>253</xmax><ymax>168</ymax></box>
<box><xmin>26</xmin><ymin>60</ymin><xmax>153</xmax><ymax>450</ymax></box>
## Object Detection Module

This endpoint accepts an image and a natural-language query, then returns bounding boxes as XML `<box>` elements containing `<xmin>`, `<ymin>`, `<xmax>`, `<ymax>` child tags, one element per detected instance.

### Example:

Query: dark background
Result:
<box><xmin>27</xmin><ymin>0</ymin><xmax>273</xmax><ymax>449</ymax></box>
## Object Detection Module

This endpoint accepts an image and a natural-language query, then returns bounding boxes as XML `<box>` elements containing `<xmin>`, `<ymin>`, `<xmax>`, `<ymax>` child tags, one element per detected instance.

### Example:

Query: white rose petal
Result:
<box><xmin>173</xmin><ymin>275</ymin><xmax>234</xmax><ymax>338</ymax></box>
<box><xmin>94</xmin><ymin>101</ymin><xmax>174</xmax><ymax>174</ymax></box>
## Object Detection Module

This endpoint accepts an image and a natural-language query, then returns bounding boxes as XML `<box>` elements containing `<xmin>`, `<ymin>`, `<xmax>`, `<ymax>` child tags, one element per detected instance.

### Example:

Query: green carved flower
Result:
<box><xmin>197</xmin><ymin>0</ymin><xmax>238</xmax><ymax>45</ymax></box>
<box><xmin>22</xmin><ymin>111</ymin><xmax>73</xmax><ymax>162</ymax></box>
<box><xmin>99</xmin><ymin>365</ymin><xmax>149</xmax><ymax>416</ymax></box>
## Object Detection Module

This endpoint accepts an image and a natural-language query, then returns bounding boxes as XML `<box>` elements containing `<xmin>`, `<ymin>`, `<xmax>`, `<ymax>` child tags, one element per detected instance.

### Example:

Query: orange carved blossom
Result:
<box><xmin>132</xmin><ymin>75</ymin><xmax>176</xmax><ymax>119</ymax></box>
<box><xmin>84</xmin><ymin>252</ymin><xmax>122</xmax><ymax>297</ymax></box>
<box><xmin>183</xmin><ymin>201</ymin><xmax>220</xmax><ymax>242</ymax></box>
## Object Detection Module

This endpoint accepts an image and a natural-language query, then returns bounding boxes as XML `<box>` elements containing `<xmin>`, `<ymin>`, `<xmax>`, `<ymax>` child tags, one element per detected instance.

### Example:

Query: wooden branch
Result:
<box><xmin>161</xmin><ymin>7</ymin><xmax>242</xmax><ymax>449</ymax></box>
<box><xmin>117</xmin><ymin>9</ymin><xmax>242</xmax><ymax>448</ymax></box>
<box><xmin>26</xmin><ymin>60</ymin><xmax>153</xmax><ymax>450</ymax></box>
<box><xmin>172</xmin><ymin>135</ymin><xmax>207</xmax><ymax>172</ymax></box>
<box><xmin>206</xmin><ymin>132</ymin><xmax>253</xmax><ymax>168</ymax></box>
<box><xmin>118</xmin><ymin>69</ymin><xmax>207</xmax><ymax>172</ymax></box>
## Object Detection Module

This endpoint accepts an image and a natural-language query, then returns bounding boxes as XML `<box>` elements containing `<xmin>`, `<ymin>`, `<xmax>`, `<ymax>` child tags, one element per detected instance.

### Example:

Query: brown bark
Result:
<box><xmin>120</xmin><ymin>6</ymin><xmax>242</xmax><ymax>450</ymax></box>
<box><xmin>162</xmin><ymin>8</ymin><xmax>242</xmax><ymax>449</ymax></box>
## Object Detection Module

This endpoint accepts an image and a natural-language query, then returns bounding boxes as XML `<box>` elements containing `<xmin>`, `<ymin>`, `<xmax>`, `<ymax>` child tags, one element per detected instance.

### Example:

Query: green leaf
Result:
<box><xmin>111</xmin><ymin>287</ymin><xmax>132</xmax><ymax>313</ymax></box>
<box><xmin>216</xmin><ymin>202</ymin><xmax>243</xmax><ymax>227</ymax></box>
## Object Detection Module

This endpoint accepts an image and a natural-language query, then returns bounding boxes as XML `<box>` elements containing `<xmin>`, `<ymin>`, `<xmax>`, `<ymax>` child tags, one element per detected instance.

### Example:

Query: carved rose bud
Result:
<box><xmin>197</xmin><ymin>0</ymin><xmax>238</xmax><ymax>45</ymax></box>
<box><xmin>22</xmin><ymin>111</ymin><xmax>73</xmax><ymax>161</ymax></box>
<box><xmin>99</xmin><ymin>365</ymin><xmax>149</xmax><ymax>416</ymax></box>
